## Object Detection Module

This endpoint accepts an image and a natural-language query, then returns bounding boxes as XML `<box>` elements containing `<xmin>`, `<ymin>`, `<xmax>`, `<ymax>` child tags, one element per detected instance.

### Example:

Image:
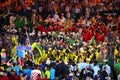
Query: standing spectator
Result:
<box><xmin>77</xmin><ymin>59</ymin><xmax>89</xmax><ymax>72</ymax></box>
<box><xmin>101</xmin><ymin>66</ymin><xmax>108</xmax><ymax>80</ymax></box>
<box><xmin>30</xmin><ymin>65</ymin><xmax>41</xmax><ymax>80</ymax></box>
<box><xmin>102</xmin><ymin>61</ymin><xmax>111</xmax><ymax>76</ymax></box>
<box><xmin>45</xmin><ymin>66</ymin><xmax>50</xmax><ymax>79</ymax></box>
<box><xmin>11</xmin><ymin>70</ymin><xmax>20</xmax><ymax>80</ymax></box>
<box><xmin>36</xmin><ymin>74</ymin><xmax>42</xmax><ymax>80</ymax></box>
<box><xmin>44</xmin><ymin>74</ymin><xmax>49</xmax><ymax>80</ymax></box>
<box><xmin>50</xmin><ymin>65</ymin><xmax>55</xmax><ymax>80</ymax></box>
<box><xmin>52</xmin><ymin>12</ymin><xmax>59</xmax><ymax>22</ymax></box>
<box><xmin>55</xmin><ymin>60</ymin><xmax>69</xmax><ymax>79</ymax></box>
<box><xmin>13</xmin><ymin>63</ymin><xmax>20</xmax><ymax>76</ymax></box>
<box><xmin>92</xmin><ymin>61</ymin><xmax>100</xmax><ymax>78</ymax></box>
<box><xmin>0</xmin><ymin>73</ymin><xmax>10</xmax><ymax>80</ymax></box>
<box><xmin>20</xmin><ymin>74</ymin><xmax>27</xmax><ymax>80</ymax></box>
<box><xmin>23</xmin><ymin>65</ymin><xmax>32</xmax><ymax>80</ymax></box>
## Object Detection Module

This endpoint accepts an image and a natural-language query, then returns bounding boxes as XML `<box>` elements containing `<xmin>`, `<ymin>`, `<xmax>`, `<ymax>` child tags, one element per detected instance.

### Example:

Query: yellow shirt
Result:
<box><xmin>69</xmin><ymin>52</ymin><xmax>74</xmax><ymax>60</ymax></box>
<box><xmin>95</xmin><ymin>50</ymin><xmax>99</xmax><ymax>59</ymax></box>
<box><xmin>74</xmin><ymin>55</ymin><xmax>78</xmax><ymax>62</ymax></box>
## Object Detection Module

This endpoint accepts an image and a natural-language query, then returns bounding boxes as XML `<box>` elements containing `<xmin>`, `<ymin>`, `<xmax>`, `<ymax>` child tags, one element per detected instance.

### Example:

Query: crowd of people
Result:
<box><xmin>0</xmin><ymin>0</ymin><xmax>120</xmax><ymax>80</ymax></box>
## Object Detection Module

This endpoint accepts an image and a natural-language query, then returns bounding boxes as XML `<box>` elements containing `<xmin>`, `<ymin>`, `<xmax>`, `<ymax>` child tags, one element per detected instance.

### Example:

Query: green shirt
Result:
<box><xmin>69</xmin><ymin>39</ymin><xmax>75</xmax><ymax>45</ymax></box>
<box><xmin>114</xmin><ymin>62</ymin><xmax>120</xmax><ymax>75</ymax></box>
<box><xmin>45</xmin><ymin>70</ymin><xmax>50</xmax><ymax>79</ymax></box>
<box><xmin>14</xmin><ymin>19</ymin><xmax>25</xmax><ymax>29</ymax></box>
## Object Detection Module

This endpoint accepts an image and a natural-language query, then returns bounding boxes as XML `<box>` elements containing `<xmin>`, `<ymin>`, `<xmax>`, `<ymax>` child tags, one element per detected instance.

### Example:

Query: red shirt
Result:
<box><xmin>11</xmin><ymin>75</ymin><xmax>20</xmax><ymax>80</ymax></box>
<box><xmin>82</xmin><ymin>28</ymin><xmax>87</xmax><ymax>35</ymax></box>
<box><xmin>88</xmin><ymin>31</ymin><xmax>93</xmax><ymax>40</ymax></box>
<box><xmin>0</xmin><ymin>77</ymin><xmax>2</xmax><ymax>80</ymax></box>
<box><xmin>44</xmin><ymin>78</ymin><xmax>48</xmax><ymax>80</ymax></box>
<box><xmin>0</xmin><ymin>76</ymin><xmax>10</xmax><ymax>80</ymax></box>
<box><xmin>95</xmin><ymin>32</ymin><xmax>100</xmax><ymax>43</ymax></box>
<box><xmin>37</xmin><ymin>25</ymin><xmax>46</xmax><ymax>32</ymax></box>
<box><xmin>83</xmin><ymin>33</ymin><xmax>89</xmax><ymax>42</ymax></box>
<box><xmin>90</xmin><ymin>26</ymin><xmax>95</xmax><ymax>31</ymax></box>
<box><xmin>36</xmin><ymin>78</ymin><xmax>42</xmax><ymax>80</ymax></box>
<box><xmin>97</xmin><ymin>34</ymin><xmax>105</xmax><ymax>43</ymax></box>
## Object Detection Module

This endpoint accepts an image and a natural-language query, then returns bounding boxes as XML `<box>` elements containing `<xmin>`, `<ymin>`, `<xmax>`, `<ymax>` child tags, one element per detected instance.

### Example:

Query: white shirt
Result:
<box><xmin>30</xmin><ymin>69</ymin><xmax>41</xmax><ymax>80</ymax></box>
<box><xmin>53</xmin><ymin>14</ymin><xmax>59</xmax><ymax>22</ymax></box>
<box><xmin>77</xmin><ymin>62</ymin><xmax>89</xmax><ymax>72</ymax></box>
<box><xmin>92</xmin><ymin>65</ymin><xmax>100</xmax><ymax>77</ymax></box>
<box><xmin>86</xmin><ymin>20</ymin><xmax>91</xmax><ymax>27</ymax></box>
<box><xmin>61</xmin><ymin>17</ymin><xmax>66</xmax><ymax>23</ymax></box>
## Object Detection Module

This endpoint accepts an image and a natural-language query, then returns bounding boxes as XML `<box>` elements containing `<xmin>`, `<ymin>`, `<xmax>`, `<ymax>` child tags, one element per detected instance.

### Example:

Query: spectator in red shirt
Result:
<box><xmin>44</xmin><ymin>74</ymin><xmax>48</xmax><ymax>80</ymax></box>
<box><xmin>2</xmin><ymin>74</ymin><xmax>10</xmax><ymax>80</ymax></box>
<box><xmin>20</xmin><ymin>74</ymin><xmax>27</xmax><ymax>80</ymax></box>
<box><xmin>0</xmin><ymin>72</ymin><xmax>10</xmax><ymax>80</ymax></box>
<box><xmin>11</xmin><ymin>71</ymin><xmax>20</xmax><ymax>80</ymax></box>
<box><xmin>36</xmin><ymin>74</ymin><xmax>42</xmax><ymax>80</ymax></box>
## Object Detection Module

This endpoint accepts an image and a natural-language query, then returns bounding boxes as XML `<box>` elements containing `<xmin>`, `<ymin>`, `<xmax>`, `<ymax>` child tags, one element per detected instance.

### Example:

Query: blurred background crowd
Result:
<box><xmin>0</xmin><ymin>0</ymin><xmax>120</xmax><ymax>80</ymax></box>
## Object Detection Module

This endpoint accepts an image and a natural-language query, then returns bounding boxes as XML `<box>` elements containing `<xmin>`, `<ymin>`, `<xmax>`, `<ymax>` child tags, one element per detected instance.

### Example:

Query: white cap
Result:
<box><xmin>42</xmin><ymin>32</ymin><xmax>46</xmax><ymax>35</ymax></box>
<box><xmin>48</xmin><ymin>32</ymin><xmax>51</xmax><ymax>34</ymax></box>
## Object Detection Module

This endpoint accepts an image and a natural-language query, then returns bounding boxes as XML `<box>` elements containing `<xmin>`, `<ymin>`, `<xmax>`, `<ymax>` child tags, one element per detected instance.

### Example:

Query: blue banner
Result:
<box><xmin>16</xmin><ymin>46</ymin><xmax>32</xmax><ymax>50</ymax></box>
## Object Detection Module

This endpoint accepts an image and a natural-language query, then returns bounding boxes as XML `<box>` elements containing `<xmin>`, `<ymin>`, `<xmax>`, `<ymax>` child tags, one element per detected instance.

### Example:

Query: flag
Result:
<box><xmin>32</xmin><ymin>42</ymin><xmax>45</xmax><ymax>64</ymax></box>
<box><xmin>32</xmin><ymin>42</ymin><xmax>43</xmax><ymax>56</ymax></box>
<box><xmin>16</xmin><ymin>46</ymin><xmax>32</xmax><ymax>50</ymax></box>
<box><xmin>11</xmin><ymin>36</ymin><xmax>18</xmax><ymax>57</ymax></box>
<box><xmin>12</xmin><ymin>36</ymin><xmax>18</xmax><ymax>45</ymax></box>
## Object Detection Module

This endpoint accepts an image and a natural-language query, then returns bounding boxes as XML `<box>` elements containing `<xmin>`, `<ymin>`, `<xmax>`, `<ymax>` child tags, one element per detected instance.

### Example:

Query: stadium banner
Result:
<box><xmin>16</xmin><ymin>46</ymin><xmax>32</xmax><ymax>50</ymax></box>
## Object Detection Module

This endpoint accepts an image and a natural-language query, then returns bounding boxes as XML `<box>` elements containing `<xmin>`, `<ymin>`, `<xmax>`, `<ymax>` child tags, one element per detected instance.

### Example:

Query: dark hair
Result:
<box><xmin>37</xmin><ymin>74</ymin><xmax>41</xmax><ymax>77</ymax></box>
<box><xmin>22</xmin><ymin>73</ymin><xmax>26</xmax><ymax>77</ymax></box>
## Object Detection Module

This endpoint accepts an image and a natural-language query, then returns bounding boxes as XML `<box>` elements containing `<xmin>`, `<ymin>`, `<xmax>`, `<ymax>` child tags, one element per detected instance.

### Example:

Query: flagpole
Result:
<box><xmin>26</xmin><ymin>31</ymin><xmax>31</xmax><ymax>46</ymax></box>
<box><xmin>26</xmin><ymin>31</ymin><xmax>34</xmax><ymax>57</ymax></box>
